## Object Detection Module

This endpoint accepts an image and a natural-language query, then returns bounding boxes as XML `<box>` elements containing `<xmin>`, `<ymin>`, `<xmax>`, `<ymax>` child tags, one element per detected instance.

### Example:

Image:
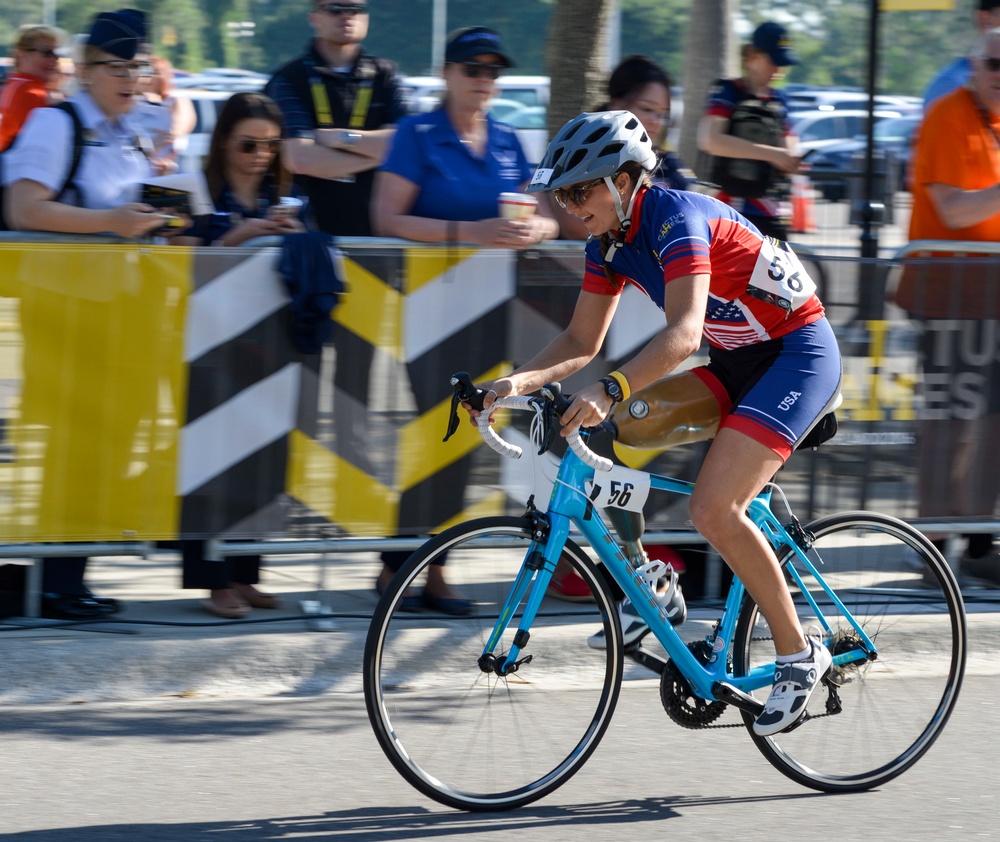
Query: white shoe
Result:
<box><xmin>753</xmin><ymin>638</ymin><xmax>833</xmax><ymax>737</ymax></box>
<box><xmin>587</xmin><ymin>563</ymin><xmax>686</xmax><ymax>650</ymax></box>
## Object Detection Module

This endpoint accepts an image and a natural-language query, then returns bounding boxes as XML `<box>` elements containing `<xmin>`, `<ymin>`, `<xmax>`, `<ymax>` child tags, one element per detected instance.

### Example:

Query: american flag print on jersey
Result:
<box><xmin>580</xmin><ymin>185</ymin><xmax>824</xmax><ymax>348</ymax></box>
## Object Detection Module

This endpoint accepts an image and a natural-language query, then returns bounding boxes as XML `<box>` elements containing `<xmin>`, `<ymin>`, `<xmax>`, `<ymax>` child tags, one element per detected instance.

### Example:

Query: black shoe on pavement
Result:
<box><xmin>959</xmin><ymin>551</ymin><xmax>1000</xmax><ymax>587</ymax></box>
<box><xmin>40</xmin><ymin>593</ymin><xmax>116</xmax><ymax>620</ymax></box>
<box><xmin>80</xmin><ymin>587</ymin><xmax>122</xmax><ymax>614</ymax></box>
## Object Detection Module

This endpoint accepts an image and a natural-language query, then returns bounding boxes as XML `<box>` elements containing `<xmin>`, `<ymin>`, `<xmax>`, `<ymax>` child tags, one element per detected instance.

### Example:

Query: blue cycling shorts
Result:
<box><xmin>692</xmin><ymin>317</ymin><xmax>842</xmax><ymax>461</ymax></box>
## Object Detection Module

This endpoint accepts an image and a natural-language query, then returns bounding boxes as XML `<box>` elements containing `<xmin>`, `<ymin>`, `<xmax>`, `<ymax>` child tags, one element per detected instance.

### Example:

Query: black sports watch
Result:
<box><xmin>600</xmin><ymin>377</ymin><xmax>624</xmax><ymax>403</ymax></box>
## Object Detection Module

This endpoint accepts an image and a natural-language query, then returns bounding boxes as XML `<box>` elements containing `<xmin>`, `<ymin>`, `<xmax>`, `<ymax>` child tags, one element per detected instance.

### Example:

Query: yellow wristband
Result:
<box><xmin>607</xmin><ymin>370</ymin><xmax>631</xmax><ymax>401</ymax></box>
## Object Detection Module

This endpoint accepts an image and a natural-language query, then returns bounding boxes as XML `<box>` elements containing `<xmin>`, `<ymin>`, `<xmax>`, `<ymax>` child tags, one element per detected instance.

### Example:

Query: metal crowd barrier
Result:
<box><xmin>1</xmin><ymin>233</ymin><xmax>999</xmax><ymax>616</ymax></box>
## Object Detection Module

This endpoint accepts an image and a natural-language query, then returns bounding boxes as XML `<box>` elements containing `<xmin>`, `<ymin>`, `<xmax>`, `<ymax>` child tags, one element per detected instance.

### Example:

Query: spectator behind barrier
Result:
<box><xmin>0</xmin><ymin>23</ymin><xmax>67</xmax><ymax>152</ymax></box>
<box><xmin>175</xmin><ymin>92</ymin><xmax>305</xmax><ymax>248</ymax></box>
<box><xmin>924</xmin><ymin>0</ymin><xmax>1000</xmax><ymax>110</ymax></box>
<box><xmin>0</xmin><ymin>8</ymin><xmax>187</xmax><ymax>620</ymax></box>
<box><xmin>368</xmin><ymin>26</ymin><xmax>557</xmax><ymax>616</ymax></box>
<box><xmin>904</xmin><ymin>27</ymin><xmax>1000</xmax><ymax>589</ymax></box>
<box><xmin>371</xmin><ymin>26</ymin><xmax>558</xmax><ymax>248</ymax></box>
<box><xmin>264</xmin><ymin>0</ymin><xmax>405</xmax><ymax>236</ymax></box>
<box><xmin>696</xmin><ymin>21</ymin><xmax>806</xmax><ymax>241</ymax></box>
<box><xmin>132</xmin><ymin>56</ymin><xmax>195</xmax><ymax>166</ymax></box>
<box><xmin>1</xmin><ymin>9</ymin><xmax>183</xmax><ymax>237</ymax></box>
<box><xmin>557</xmin><ymin>54</ymin><xmax>693</xmax><ymax>241</ymax></box>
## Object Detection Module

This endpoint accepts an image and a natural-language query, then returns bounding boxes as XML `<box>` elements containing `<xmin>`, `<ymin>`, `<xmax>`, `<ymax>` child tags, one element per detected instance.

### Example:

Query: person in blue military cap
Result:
<box><xmin>1</xmin><ymin>8</ymin><xmax>183</xmax><ymax>619</ymax></box>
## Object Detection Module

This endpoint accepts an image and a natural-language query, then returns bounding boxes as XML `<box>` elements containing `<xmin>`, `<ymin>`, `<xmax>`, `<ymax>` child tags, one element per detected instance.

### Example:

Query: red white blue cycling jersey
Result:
<box><xmin>581</xmin><ymin>185</ymin><xmax>825</xmax><ymax>349</ymax></box>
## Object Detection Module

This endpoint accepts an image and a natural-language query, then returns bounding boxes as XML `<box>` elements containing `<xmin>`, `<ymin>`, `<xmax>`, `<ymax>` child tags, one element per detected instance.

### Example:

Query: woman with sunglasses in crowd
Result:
<box><xmin>468</xmin><ymin>111</ymin><xmax>842</xmax><ymax>737</ymax></box>
<box><xmin>175</xmin><ymin>91</ymin><xmax>304</xmax><ymax>618</ymax></box>
<box><xmin>368</xmin><ymin>26</ymin><xmax>558</xmax><ymax>616</ymax></box>
<box><xmin>371</xmin><ymin>26</ymin><xmax>558</xmax><ymax>248</ymax></box>
<box><xmin>0</xmin><ymin>24</ymin><xmax>66</xmax><ymax>152</ymax></box>
<box><xmin>178</xmin><ymin>91</ymin><xmax>305</xmax><ymax>249</ymax></box>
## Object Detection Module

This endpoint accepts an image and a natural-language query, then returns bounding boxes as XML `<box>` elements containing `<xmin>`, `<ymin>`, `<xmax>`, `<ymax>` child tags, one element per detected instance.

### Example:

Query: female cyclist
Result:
<box><xmin>470</xmin><ymin>110</ymin><xmax>842</xmax><ymax>737</ymax></box>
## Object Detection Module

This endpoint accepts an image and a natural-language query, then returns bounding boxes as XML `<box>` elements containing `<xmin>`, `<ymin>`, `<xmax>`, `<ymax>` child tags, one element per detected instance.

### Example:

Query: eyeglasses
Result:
<box><xmin>24</xmin><ymin>47</ymin><xmax>59</xmax><ymax>60</ymax></box>
<box><xmin>237</xmin><ymin>138</ymin><xmax>282</xmax><ymax>154</ymax></box>
<box><xmin>459</xmin><ymin>61</ymin><xmax>505</xmax><ymax>81</ymax></box>
<box><xmin>981</xmin><ymin>56</ymin><xmax>1000</xmax><ymax>72</ymax></box>
<box><xmin>319</xmin><ymin>3</ymin><xmax>369</xmax><ymax>16</ymax></box>
<box><xmin>89</xmin><ymin>60</ymin><xmax>154</xmax><ymax>78</ymax></box>
<box><xmin>552</xmin><ymin>177</ymin><xmax>607</xmax><ymax>209</ymax></box>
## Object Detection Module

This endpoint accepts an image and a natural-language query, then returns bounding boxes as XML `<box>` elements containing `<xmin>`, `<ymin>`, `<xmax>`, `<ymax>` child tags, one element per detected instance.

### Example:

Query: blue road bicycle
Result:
<box><xmin>363</xmin><ymin>374</ymin><xmax>967</xmax><ymax>811</ymax></box>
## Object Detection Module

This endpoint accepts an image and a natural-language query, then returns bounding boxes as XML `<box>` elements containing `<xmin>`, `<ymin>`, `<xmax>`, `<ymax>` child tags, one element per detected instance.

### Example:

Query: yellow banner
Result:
<box><xmin>881</xmin><ymin>0</ymin><xmax>954</xmax><ymax>10</ymax></box>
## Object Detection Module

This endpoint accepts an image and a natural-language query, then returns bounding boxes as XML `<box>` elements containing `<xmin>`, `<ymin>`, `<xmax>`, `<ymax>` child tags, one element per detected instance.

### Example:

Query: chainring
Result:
<box><xmin>659</xmin><ymin>640</ymin><xmax>729</xmax><ymax>729</ymax></box>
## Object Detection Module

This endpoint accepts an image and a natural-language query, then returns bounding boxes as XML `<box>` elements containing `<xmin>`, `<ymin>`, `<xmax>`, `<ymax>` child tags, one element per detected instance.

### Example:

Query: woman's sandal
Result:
<box><xmin>202</xmin><ymin>598</ymin><xmax>250</xmax><ymax>619</ymax></box>
<box><xmin>232</xmin><ymin>583</ymin><xmax>281</xmax><ymax>609</ymax></box>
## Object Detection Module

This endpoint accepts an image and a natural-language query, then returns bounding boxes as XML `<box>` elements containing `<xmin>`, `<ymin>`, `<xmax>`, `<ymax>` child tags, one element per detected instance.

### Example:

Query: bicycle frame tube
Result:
<box><xmin>492</xmin><ymin>447</ymin><xmax>874</xmax><ymax>697</ymax></box>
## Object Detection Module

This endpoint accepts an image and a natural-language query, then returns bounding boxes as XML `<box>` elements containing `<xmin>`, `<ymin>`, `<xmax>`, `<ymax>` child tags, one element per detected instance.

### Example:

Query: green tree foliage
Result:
<box><xmin>0</xmin><ymin>0</ymin><xmax>981</xmax><ymax>97</ymax></box>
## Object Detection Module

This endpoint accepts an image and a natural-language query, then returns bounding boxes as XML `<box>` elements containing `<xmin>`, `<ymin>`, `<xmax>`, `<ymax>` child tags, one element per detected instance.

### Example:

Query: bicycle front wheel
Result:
<box><xmin>363</xmin><ymin>516</ymin><xmax>624</xmax><ymax>811</ymax></box>
<box><xmin>733</xmin><ymin>511</ymin><xmax>966</xmax><ymax>792</ymax></box>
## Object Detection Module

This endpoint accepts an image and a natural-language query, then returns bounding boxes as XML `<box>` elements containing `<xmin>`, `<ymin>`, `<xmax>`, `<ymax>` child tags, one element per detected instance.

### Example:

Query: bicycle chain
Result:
<box><xmin>662</xmin><ymin>635</ymin><xmax>840</xmax><ymax>728</ymax></box>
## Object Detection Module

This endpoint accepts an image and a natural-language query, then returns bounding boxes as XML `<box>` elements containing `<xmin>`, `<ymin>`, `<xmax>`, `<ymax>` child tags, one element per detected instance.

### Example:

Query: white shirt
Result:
<box><xmin>2</xmin><ymin>90</ymin><xmax>154</xmax><ymax>209</ymax></box>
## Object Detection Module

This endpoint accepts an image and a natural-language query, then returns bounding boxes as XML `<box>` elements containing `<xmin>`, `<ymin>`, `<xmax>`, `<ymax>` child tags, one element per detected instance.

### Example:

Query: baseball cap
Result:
<box><xmin>87</xmin><ymin>8</ymin><xmax>146</xmax><ymax>60</ymax></box>
<box><xmin>981</xmin><ymin>1</ymin><xmax>1000</xmax><ymax>11</ymax></box>
<box><xmin>444</xmin><ymin>26</ymin><xmax>515</xmax><ymax>68</ymax></box>
<box><xmin>752</xmin><ymin>21</ymin><xmax>799</xmax><ymax>67</ymax></box>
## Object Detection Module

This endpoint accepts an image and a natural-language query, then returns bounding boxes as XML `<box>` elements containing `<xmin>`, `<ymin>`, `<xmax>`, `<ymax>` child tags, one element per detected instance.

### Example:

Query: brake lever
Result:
<box><xmin>444</xmin><ymin>371</ymin><xmax>486</xmax><ymax>442</ymax></box>
<box><xmin>538</xmin><ymin>382</ymin><xmax>572</xmax><ymax>455</ymax></box>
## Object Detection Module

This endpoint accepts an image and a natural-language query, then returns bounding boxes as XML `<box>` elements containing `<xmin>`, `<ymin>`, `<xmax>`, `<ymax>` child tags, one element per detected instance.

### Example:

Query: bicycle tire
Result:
<box><xmin>733</xmin><ymin>511</ymin><xmax>966</xmax><ymax>792</ymax></box>
<box><xmin>363</xmin><ymin>516</ymin><xmax>624</xmax><ymax>811</ymax></box>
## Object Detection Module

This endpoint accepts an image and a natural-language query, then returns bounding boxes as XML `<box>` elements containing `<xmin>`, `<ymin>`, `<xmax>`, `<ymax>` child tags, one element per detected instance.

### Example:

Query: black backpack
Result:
<box><xmin>0</xmin><ymin>100</ymin><xmax>86</xmax><ymax>231</ymax></box>
<box><xmin>705</xmin><ymin>84</ymin><xmax>788</xmax><ymax>200</ymax></box>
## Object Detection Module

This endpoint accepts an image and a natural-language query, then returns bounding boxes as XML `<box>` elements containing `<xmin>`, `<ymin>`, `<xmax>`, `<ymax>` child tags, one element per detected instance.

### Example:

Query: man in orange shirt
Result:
<box><xmin>908</xmin><ymin>27</ymin><xmax>1000</xmax><ymax>587</ymax></box>
<box><xmin>0</xmin><ymin>25</ymin><xmax>65</xmax><ymax>152</ymax></box>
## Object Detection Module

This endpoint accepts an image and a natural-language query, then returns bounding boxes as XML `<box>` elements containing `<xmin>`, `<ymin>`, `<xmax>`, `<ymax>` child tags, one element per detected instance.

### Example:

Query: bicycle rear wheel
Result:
<box><xmin>733</xmin><ymin>511</ymin><xmax>966</xmax><ymax>792</ymax></box>
<box><xmin>363</xmin><ymin>516</ymin><xmax>624</xmax><ymax>811</ymax></box>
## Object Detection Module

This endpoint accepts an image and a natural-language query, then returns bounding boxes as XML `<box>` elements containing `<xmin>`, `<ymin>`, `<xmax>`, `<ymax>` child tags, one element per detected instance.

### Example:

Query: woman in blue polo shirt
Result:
<box><xmin>371</xmin><ymin>26</ymin><xmax>558</xmax><ymax>247</ymax></box>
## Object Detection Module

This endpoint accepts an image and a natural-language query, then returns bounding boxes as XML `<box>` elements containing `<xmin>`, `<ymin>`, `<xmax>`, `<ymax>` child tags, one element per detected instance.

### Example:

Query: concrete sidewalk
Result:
<box><xmin>1</xmin><ymin>546</ymin><xmax>998</xmax><ymax>705</ymax></box>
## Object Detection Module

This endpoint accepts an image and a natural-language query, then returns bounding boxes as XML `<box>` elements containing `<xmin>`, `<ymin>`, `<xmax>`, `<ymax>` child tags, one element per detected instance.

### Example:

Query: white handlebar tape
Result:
<box><xmin>566</xmin><ymin>431</ymin><xmax>613</xmax><ymax>472</ymax></box>
<box><xmin>475</xmin><ymin>395</ymin><xmax>537</xmax><ymax>460</ymax></box>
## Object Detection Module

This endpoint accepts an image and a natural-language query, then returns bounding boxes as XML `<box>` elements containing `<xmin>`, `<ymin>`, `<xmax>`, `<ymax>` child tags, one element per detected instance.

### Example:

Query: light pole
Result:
<box><xmin>431</xmin><ymin>0</ymin><xmax>446</xmax><ymax>74</ymax></box>
<box><xmin>43</xmin><ymin>0</ymin><xmax>56</xmax><ymax>27</ymax></box>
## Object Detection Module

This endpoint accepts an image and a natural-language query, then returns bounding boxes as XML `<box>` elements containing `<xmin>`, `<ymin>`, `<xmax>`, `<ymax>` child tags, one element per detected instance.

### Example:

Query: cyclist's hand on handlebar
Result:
<box><xmin>560</xmin><ymin>382</ymin><xmax>614</xmax><ymax>435</ymax></box>
<box><xmin>462</xmin><ymin>378</ymin><xmax>513</xmax><ymax>426</ymax></box>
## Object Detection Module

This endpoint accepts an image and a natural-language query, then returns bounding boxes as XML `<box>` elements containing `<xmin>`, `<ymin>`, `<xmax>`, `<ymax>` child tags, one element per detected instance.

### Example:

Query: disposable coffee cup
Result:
<box><xmin>498</xmin><ymin>192</ymin><xmax>538</xmax><ymax>219</ymax></box>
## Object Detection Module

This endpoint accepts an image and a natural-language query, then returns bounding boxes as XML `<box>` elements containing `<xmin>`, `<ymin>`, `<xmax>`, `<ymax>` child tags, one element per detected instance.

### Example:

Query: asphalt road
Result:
<box><xmin>0</xmin><ymin>674</ymin><xmax>995</xmax><ymax>841</ymax></box>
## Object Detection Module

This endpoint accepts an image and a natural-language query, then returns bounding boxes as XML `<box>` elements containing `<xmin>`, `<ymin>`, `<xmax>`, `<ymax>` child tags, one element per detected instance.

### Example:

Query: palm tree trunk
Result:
<box><xmin>679</xmin><ymin>0</ymin><xmax>737</xmax><ymax>173</ymax></box>
<box><xmin>545</xmin><ymin>0</ymin><xmax>615</xmax><ymax>137</ymax></box>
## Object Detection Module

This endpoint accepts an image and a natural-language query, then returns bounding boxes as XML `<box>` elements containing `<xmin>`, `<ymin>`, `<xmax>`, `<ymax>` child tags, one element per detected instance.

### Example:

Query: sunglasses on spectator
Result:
<box><xmin>552</xmin><ymin>177</ymin><xmax>607</xmax><ymax>209</ymax></box>
<box><xmin>89</xmin><ymin>60</ymin><xmax>154</xmax><ymax>78</ymax></box>
<box><xmin>24</xmin><ymin>47</ymin><xmax>59</xmax><ymax>60</ymax></box>
<box><xmin>319</xmin><ymin>3</ymin><xmax>369</xmax><ymax>15</ymax></box>
<box><xmin>980</xmin><ymin>56</ymin><xmax>1000</xmax><ymax>72</ymax></box>
<box><xmin>237</xmin><ymin>138</ymin><xmax>282</xmax><ymax>154</ymax></box>
<box><xmin>459</xmin><ymin>61</ymin><xmax>505</xmax><ymax>81</ymax></box>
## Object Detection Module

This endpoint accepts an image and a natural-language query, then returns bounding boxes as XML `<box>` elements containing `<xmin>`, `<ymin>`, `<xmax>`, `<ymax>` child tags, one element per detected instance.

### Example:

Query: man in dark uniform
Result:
<box><xmin>265</xmin><ymin>0</ymin><xmax>405</xmax><ymax>236</ymax></box>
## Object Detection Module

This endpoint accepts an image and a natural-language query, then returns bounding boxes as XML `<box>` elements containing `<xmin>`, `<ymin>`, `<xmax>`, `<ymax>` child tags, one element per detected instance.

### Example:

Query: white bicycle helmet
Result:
<box><xmin>527</xmin><ymin>110</ymin><xmax>656</xmax><ymax>193</ymax></box>
<box><xmin>527</xmin><ymin>111</ymin><xmax>656</xmax><ymax>260</ymax></box>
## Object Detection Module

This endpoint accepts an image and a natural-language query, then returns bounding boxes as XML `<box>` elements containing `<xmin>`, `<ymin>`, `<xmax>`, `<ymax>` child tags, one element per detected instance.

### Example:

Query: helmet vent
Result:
<box><xmin>583</xmin><ymin>126</ymin><xmax>612</xmax><ymax>145</ymax></box>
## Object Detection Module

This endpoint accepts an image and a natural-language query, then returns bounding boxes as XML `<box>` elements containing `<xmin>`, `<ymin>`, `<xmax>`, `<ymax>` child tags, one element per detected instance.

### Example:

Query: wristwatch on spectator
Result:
<box><xmin>340</xmin><ymin>129</ymin><xmax>362</xmax><ymax>148</ymax></box>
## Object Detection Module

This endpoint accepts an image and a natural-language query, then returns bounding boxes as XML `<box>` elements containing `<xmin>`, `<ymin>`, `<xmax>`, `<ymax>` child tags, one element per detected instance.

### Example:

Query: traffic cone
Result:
<box><xmin>790</xmin><ymin>172</ymin><xmax>817</xmax><ymax>234</ymax></box>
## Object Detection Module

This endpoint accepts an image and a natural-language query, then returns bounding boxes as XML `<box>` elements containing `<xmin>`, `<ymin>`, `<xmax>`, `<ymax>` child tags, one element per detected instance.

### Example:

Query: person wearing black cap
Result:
<box><xmin>372</xmin><ymin>26</ymin><xmax>557</xmax><ymax>247</ymax></box>
<box><xmin>265</xmin><ymin>0</ymin><xmax>405</xmax><ymax>237</ymax></box>
<box><xmin>2</xmin><ymin>9</ymin><xmax>180</xmax><ymax>619</ymax></box>
<box><xmin>697</xmin><ymin>21</ymin><xmax>807</xmax><ymax>240</ymax></box>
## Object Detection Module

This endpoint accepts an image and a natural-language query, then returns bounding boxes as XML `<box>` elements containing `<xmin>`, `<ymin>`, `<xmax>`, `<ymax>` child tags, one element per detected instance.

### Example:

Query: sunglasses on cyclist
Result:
<box><xmin>459</xmin><ymin>61</ymin><xmax>505</xmax><ymax>81</ymax></box>
<box><xmin>237</xmin><ymin>138</ymin><xmax>282</xmax><ymax>154</ymax></box>
<box><xmin>981</xmin><ymin>56</ymin><xmax>1000</xmax><ymax>72</ymax></box>
<box><xmin>25</xmin><ymin>47</ymin><xmax>59</xmax><ymax>60</ymax></box>
<box><xmin>552</xmin><ymin>177</ymin><xmax>607</xmax><ymax>209</ymax></box>
<box><xmin>319</xmin><ymin>3</ymin><xmax>369</xmax><ymax>16</ymax></box>
<box><xmin>89</xmin><ymin>60</ymin><xmax>154</xmax><ymax>78</ymax></box>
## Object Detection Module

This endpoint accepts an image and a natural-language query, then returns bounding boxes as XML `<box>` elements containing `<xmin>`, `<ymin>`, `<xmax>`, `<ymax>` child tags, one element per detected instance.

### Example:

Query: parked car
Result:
<box><xmin>787</xmin><ymin>88</ymin><xmax>920</xmax><ymax>116</ymax></box>
<box><xmin>173</xmin><ymin>67</ymin><xmax>268</xmax><ymax>93</ymax></box>
<box><xmin>175</xmin><ymin>89</ymin><xmax>235</xmax><ymax>174</ymax></box>
<box><xmin>791</xmin><ymin>108</ymin><xmax>903</xmax><ymax>157</ymax></box>
<box><xmin>805</xmin><ymin>114</ymin><xmax>921</xmax><ymax>201</ymax></box>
